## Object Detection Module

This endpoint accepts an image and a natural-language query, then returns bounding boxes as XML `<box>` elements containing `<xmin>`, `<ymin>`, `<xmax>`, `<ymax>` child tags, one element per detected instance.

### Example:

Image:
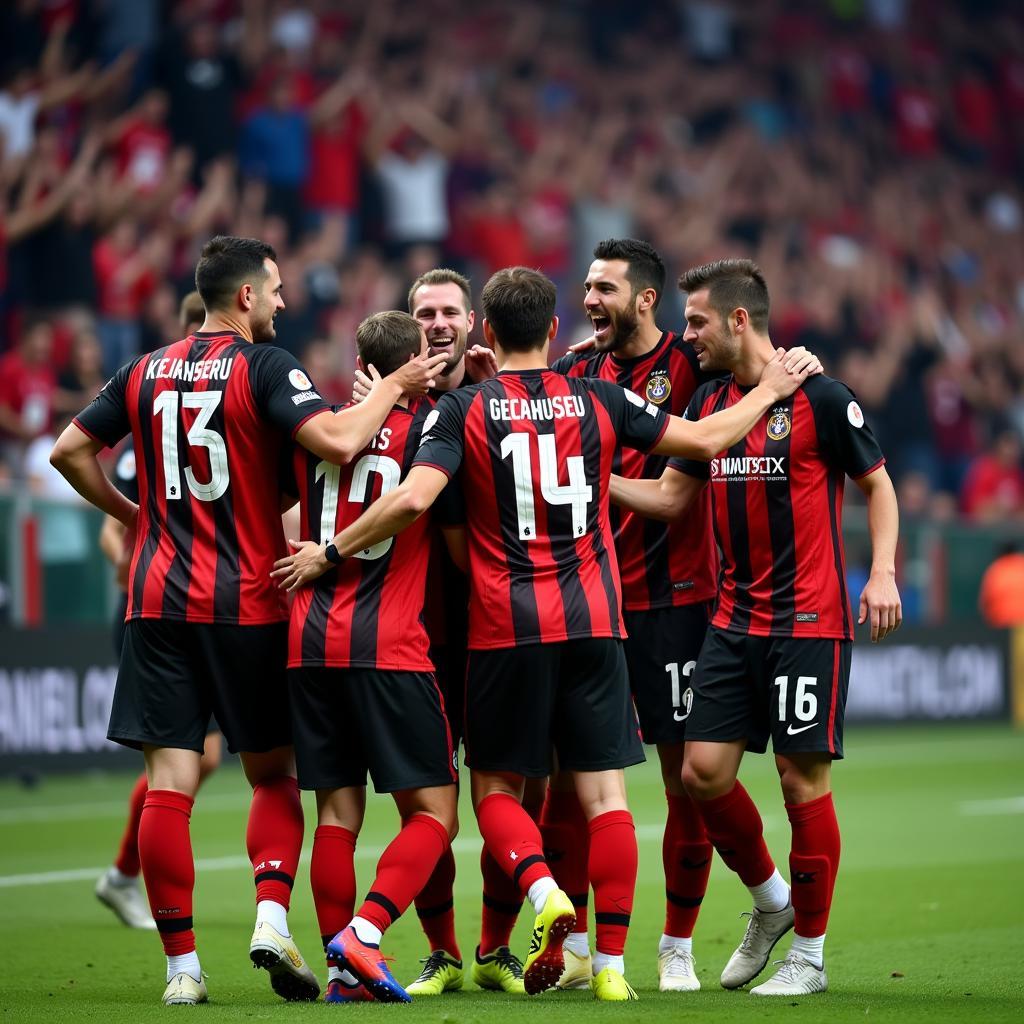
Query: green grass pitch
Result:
<box><xmin>1</xmin><ymin>723</ymin><xmax>1022</xmax><ymax>1021</ymax></box>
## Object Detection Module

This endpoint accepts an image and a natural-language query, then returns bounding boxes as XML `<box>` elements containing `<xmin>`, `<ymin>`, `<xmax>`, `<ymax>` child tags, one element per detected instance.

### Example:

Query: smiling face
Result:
<box><xmin>583</xmin><ymin>258</ymin><xmax>641</xmax><ymax>352</ymax></box>
<box><xmin>683</xmin><ymin>287</ymin><xmax>740</xmax><ymax>371</ymax></box>
<box><xmin>250</xmin><ymin>258</ymin><xmax>286</xmax><ymax>344</ymax></box>
<box><xmin>410</xmin><ymin>281</ymin><xmax>474</xmax><ymax>375</ymax></box>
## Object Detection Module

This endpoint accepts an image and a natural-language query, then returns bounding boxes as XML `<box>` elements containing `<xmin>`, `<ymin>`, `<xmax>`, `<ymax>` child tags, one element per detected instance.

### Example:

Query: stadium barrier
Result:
<box><xmin>1</xmin><ymin>623</ymin><xmax>1021</xmax><ymax>777</ymax></box>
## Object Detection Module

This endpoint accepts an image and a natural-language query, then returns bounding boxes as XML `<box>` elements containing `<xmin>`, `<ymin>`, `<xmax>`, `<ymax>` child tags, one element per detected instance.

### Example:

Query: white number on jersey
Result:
<box><xmin>153</xmin><ymin>390</ymin><xmax>229</xmax><ymax>502</ymax></box>
<box><xmin>315</xmin><ymin>454</ymin><xmax>402</xmax><ymax>560</ymax></box>
<box><xmin>499</xmin><ymin>432</ymin><xmax>593</xmax><ymax>541</ymax></box>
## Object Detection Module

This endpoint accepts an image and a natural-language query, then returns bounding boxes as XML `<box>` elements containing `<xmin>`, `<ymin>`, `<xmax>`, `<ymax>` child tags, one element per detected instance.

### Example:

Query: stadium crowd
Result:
<box><xmin>1</xmin><ymin>0</ymin><xmax>1023</xmax><ymax>521</ymax></box>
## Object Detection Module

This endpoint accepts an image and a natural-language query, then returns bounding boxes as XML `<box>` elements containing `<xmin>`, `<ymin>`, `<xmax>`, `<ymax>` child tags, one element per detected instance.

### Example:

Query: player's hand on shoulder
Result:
<box><xmin>759</xmin><ymin>348</ymin><xmax>816</xmax><ymax>400</ymax></box>
<box><xmin>464</xmin><ymin>344</ymin><xmax>498</xmax><ymax>382</ymax></box>
<box><xmin>858</xmin><ymin>571</ymin><xmax>902</xmax><ymax>643</ymax></box>
<box><xmin>270</xmin><ymin>539</ymin><xmax>331</xmax><ymax>592</ymax></box>
<box><xmin>781</xmin><ymin>345</ymin><xmax>823</xmax><ymax>378</ymax></box>
<box><xmin>389</xmin><ymin>352</ymin><xmax>450</xmax><ymax>395</ymax></box>
<box><xmin>568</xmin><ymin>334</ymin><xmax>597</xmax><ymax>354</ymax></box>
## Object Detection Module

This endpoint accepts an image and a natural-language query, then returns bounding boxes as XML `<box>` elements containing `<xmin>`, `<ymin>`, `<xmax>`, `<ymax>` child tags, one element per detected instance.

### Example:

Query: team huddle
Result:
<box><xmin>52</xmin><ymin>235</ymin><xmax>901</xmax><ymax>1006</ymax></box>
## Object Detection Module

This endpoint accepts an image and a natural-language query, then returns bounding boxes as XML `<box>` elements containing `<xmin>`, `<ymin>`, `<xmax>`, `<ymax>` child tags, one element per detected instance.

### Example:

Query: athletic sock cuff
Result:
<box><xmin>785</xmin><ymin>792</ymin><xmax>835</xmax><ymax>823</ymax></box>
<box><xmin>314</xmin><ymin>824</ymin><xmax>358</xmax><ymax>847</ymax></box>
<box><xmin>406</xmin><ymin>812</ymin><xmax>451</xmax><ymax>850</ymax></box>
<box><xmin>588</xmin><ymin>809</ymin><xmax>634</xmax><ymax>835</ymax></box>
<box><xmin>143</xmin><ymin>789</ymin><xmax>194</xmax><ymax>817</ymax></box>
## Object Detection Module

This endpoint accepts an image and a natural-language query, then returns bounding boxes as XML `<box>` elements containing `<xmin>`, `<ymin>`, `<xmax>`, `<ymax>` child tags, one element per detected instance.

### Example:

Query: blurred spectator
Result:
<box><xmin>961</xmin><ymin>431</ymin><xmax>1024</xmax><ymax>523</ymax></box>
<box><xmin>54</xmin><ymin>327</ymin><xmax>105</xmax><ymax>416</ymax></box>
<box><xmin>978</xmin><ymin>542</ymin><xmax>1024</xmax><ymax>627</ymax></box>
<box><xmin>0</xmin><ymin>315</ymin><xmax>56</xmax><ymax>469</ymax></box>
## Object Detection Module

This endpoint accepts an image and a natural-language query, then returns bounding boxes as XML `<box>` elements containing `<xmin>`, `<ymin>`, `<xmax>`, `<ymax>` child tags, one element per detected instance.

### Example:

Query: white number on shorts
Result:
<box><xmin>153</xmin><ymin>390</ymin><xmax>229</xmax><ymax>502</ymax></box>
<box><xmin>315</xmin><ymin>454</ymin><xmax>401</xmax><ymax>560</ymax></box>
<box><xmin>773</xmin><ymin>675</ymin><xmax>818</xmax><ymax>722</ymax></box>
<box><xmin>499</xmin><ymin>432</ymin><xmax>593</xmax><ymax>541</ymax></box>
<box><xmin>666</xmin><ymin>660</ymin><xmax>696</xmax><ymax>721</ymax></box>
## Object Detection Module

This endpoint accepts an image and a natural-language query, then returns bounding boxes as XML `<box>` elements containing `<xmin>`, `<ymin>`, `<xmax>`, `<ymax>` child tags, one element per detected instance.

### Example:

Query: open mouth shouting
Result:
<box><xmin>589</xmin><ymin>313</ymin><xmax>612</xmax><ymax>342</ymax></box>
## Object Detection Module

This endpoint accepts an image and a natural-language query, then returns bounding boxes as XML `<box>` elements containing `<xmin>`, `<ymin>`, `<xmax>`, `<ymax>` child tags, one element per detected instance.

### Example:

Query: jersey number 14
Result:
<box><xmin>500</xmin><ymin>433</ymin><xmax>593</xmax><ymax>540</ymax></box>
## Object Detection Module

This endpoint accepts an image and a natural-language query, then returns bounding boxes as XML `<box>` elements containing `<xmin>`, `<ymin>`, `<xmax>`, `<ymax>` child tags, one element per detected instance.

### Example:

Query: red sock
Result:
<box><xmin>787</xmin><ymin>792</ymin><xmax>841</xmax><ymax>937</ymax></box>
<box><xmin>357</xmin><ymin>814</ymin><xmax>450</xmax><ymax>934</ymax></box>
<box><xmin>415</xmin><ymin>846</ymin><xmax>461</xmax><ymax>959</ymax></box>
<box><xmin>246</xmin><ymin>776</ymin><xmax>304</xmax><ymax>910</ymax></box>
<box><xmin>138</xmin><ymin>790</ymin><xmax>195</xmax><ymax>956</ymax></box>
<box><xmin>664</xmin><ymin>790</ymin><xmax>713</xmax><ymax>938</ymax></box>
<box><xmin>311</xmin><ymin>825</ymin><xmax>357</xmax><ymax>954</ymax></box>
<box><xmin>480</xmin><ymin>847</ymin><xmax>521</xmax><ymax>953</ymax></box>
<box><xmin>114</xmin><ymin>771</ymin><xmax>149</xmax><ymax>877</ymax></box>
<box><xmin>478</xmin><ymin>789</ymin><xmax>541</xmax><ymax>953</ymax></box>
<box><xmin>475</xmin><ymin>792</ymin><xmax>551</xmax><ymax>895</ymax></box>
<box><xmin>588</xmin><ymin>810</ymin><xmax>637</xmax><ymax>956</ymax></box>
<box><xmin>696</xmin><ymin>782</ymin><xmax>775</xmax><ymax>887</ymax></box>
<box><xmin>540</xmin><ymin>788</ymin><xmax>590</xmax><ymax>932</ymax></box>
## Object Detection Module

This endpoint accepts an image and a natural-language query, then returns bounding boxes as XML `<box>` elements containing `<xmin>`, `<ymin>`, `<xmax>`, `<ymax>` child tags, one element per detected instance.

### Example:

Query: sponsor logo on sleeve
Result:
<box><xmin>419</xmin><ymin>408</ymin><xmax>440</xmax><ymax>445</ymax></box>
<box><xmin>288</xmin><ymin>368</ymin><xmax>313</xmax><ymax>391</ymax></box>
<box><xmin>847</xmin><ymin>401</ymin><xmax>864</xmax><ymax>428</ymax></box>
<box><xmin>291</xmin><ymin>390</ymin><xmax>322</xmax><ymax>405</ymax></box>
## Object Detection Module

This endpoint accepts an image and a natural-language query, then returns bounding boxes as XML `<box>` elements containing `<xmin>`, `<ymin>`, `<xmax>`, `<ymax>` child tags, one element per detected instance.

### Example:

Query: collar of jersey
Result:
<box><xmin>607</xmin><ymin>329</ymin><xmax>672</xmax><ymax>369</ymax></box>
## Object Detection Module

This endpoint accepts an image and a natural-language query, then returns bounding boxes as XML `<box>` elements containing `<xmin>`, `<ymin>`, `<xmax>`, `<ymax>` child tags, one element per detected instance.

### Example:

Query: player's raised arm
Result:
<box><xmin>271</xmin><ymin>465</ymin><xmax>450</xmax><ymax>591</ymax></box>
<box><xmin>609</xmin><ymin>466</ymin><xmax>704</xmax><ymax>522</ymax></box>
<box><xmin>296</xmin><ymin>352</ymin><xmax>449</xmax><ymax>463</ymax></box>
<box><xmin>653</xmin><ymin>348</ymin><xmax>818</xmax><ymax>460</ymax></box>
<box><xmin>855</xmin><ymin>466</ymin><xmax>902</xmax><ymax>642</ymax></box>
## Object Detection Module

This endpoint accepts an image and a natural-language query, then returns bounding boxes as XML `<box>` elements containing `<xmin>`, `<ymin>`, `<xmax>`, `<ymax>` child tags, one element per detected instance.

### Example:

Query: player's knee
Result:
<box><xmin>775</xmin><ymin>757</ymin><xmax>830</xmax><ymax>805</ymax></box>
<box><xmin>681</xmin><ymin>757</ymin><xmax>730</xmax><ymax>800</ymax></box>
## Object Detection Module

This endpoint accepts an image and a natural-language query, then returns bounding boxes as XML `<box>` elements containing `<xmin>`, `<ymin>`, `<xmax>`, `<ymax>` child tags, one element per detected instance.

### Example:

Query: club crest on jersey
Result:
<box><xmin>767</xmin><ymin>408</ymin><xmax>791</xmax><ymax>441</ymax></box>
<box><xmin>646</xmin><ymin>373</ymin><xmax>671</xmax><ymax>405</ymax></box>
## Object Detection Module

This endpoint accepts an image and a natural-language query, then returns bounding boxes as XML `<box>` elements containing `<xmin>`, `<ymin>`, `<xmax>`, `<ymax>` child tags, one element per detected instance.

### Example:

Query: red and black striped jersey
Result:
<box><xmin>669</xmin><ymin>374</ymin><xmax>885</xmax><ymax>640</ymax></box>
<box><xmin>287</xmin><ymin>398</ymin><xmax>437</xmax><ymax>671</ymax></box>
<box><xmin>74</xmin><ymin>332</ymin><xmax>330</xmax><ymax>625</ymax></box>
<box><xmin>552</xmin><ymin>331</ymin><xmax>718</xmax><ymax>611</ymax></box>
<box><xmin>413</xmin><ymin>369</ymin><xmax>669</xmax><ymax>650</ymax></box>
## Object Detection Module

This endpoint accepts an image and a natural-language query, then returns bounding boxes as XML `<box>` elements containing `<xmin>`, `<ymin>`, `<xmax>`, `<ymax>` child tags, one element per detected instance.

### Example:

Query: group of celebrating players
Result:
<box><xmin>51</xmin><ymin>234</ymin><xmax>901</xmax><ymax>1007</ymax></box>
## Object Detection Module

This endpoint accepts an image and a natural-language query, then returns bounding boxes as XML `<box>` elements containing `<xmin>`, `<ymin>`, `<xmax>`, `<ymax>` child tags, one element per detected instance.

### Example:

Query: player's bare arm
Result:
<box><xmin>441</xmin><ymin>525</ymin><xmax>468</xmax><ymax>572</ymax></box>
<box><xmin>271</xmin><ymin>465</ymin><xmax>450</xmax><ymax>592</ymax></box>
<box><xmin>653</xmin><ymin>348</ymin><xmax>819</xmax><ymax>460</ymax></box>
<box><xmin>298</xmin><ymin>352</ymin><xmax>448</xmax><ymax>463</ymax></box>
<box><xmin>609</xmin><ymin>466</ymin><xmax>704</xmax><ymax>522</ymax></box>
<box><xmin>50</xmin><ymin>424</ymin><xmax>138</xmax><ymax>528</ymax></box>
<box><xmin>855</xmin><ymin>466</ymin><xmax>902</xmax><ymax>643</ymax></box>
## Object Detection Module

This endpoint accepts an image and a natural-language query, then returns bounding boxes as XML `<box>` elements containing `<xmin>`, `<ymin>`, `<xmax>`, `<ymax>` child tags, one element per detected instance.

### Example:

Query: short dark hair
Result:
<box><xmin>593</xmin><ymin>238</ymin><xmax>666</xmax><ymax>310</ymax></box>
<box><xmin>178</xmin><ymin>290</ymin><xmax>205</xmax><ymax>332</ymax></box>
<box><xmin>678</xmin><ymin>258</ymin><xmax>770</xmax><ymax>333</ymax></box>
<box><xmin>480</xmin><ymin>267</ymin><xmax>557</xmax><ymax>352</ymax></box>
<box><xmin>194</xmin><ymin>236</ymin><xmax>277</xmax><ymax>312</ymax></box>
<box><xmin>355</xmin><ymin>310</ymin><xmax>423</xmax><ymax>377</ymax></box>
<box><xmin>407</xmin><ymin>268</ymin><xmax>473</xmax><ymax>314</ymax></box>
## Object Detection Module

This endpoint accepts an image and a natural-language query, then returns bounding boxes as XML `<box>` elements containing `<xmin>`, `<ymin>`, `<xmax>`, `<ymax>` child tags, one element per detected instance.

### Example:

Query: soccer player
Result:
<box><xmin>94</xmin><ymin>291</ymin><xmax>223</xmax><ymax>931</ymax></box>
<box><xmin>270</xmin><ymin>266</ymin><xmax>819</xmax><ymax>1001</ymax></box>
<box><xmin>543</xmin><ymin>239</ymin><xmax>720</xmax><ymax>991</ymax></box>
<box><xmin>284</xmin><ymin>311</ymin><xmax>459</xmax><ymax>1004</ymax></box>
<box><xmin>50</xmin><ymin>235</ymin><xmax>447</xmax><ymax>1006</ymax></box>
<box><xmin>609</xmin><ymin>258</ymin><xmax>901</xmax><ymax>997</ymax></box>
<box><xmin>401</xmin><ymin>269</ymin><xmax>536</xmax><ymax>996</ymax></box>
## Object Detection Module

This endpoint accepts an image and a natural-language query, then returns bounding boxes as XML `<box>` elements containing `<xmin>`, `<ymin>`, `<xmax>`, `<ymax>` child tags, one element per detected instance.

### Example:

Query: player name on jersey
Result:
<box><xmin>144</xmin><ymin>356</ymin><xmax>234</xmax><ymax>381</ymax></box>
<box><xmin>487</xmin><ymin>394</ymin><xmax>586</xmax><ymax>422</ymax></box>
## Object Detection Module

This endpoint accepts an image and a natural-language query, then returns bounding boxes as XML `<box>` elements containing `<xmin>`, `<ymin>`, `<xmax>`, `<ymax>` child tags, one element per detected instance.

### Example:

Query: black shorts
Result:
<box><xmin>687</xmin><ymin>627</ymin><xmax>852</xmax><ymax>758</ymax></box>
<box><xmin>464</xmin><ymin>638</ymin><xmax>644</xmax><ymax>777</ymax></box>
<box><xmin>623</xmin><ymin>602</ymin><xmax>711</xmax><ymax>745</ymax></box>
<box><xmin>430</xmin><ymin>643</ymin><xmax>466</xmax><ymax>748</ymax></box>
<box><xmin>109</xmin><ymin>619</ymin><xmax>290</xmax><ymax>755</ymax></box>
<box><xmin>289</xmin><ymin>667</ymin><xmax>458</xmax><ymax>793</ymax></box>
